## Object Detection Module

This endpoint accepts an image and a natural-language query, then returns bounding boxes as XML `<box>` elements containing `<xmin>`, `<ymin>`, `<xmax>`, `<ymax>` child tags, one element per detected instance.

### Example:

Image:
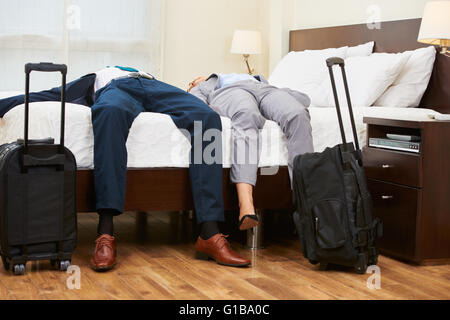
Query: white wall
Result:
<box><xmin>294</xmin><ymin>0</ymin><xmax>428</xmax><ymax>29</ymax></box>
<box><xmin>259</xmin><ymin>0</ymin><xmax>430</xmax><ymax>75</ymax></box>
<box><xmin>259</xmin><ymin>0</ymin><xmax>430</xmax><ymax>67</ymax></box>
<box><xmin>162</xmin><ymin>0</ymin><xmax>270</xmax><ymax>89</ymax></box>
<box><xmin>266</xmin><ymin>0</ymin><xmax>297</xmax><ymax>74</ymax></box>
<box><xmin>161</xmin><ymin>0</ymin><xmax>431</xmax><ymax>87</ymax></box>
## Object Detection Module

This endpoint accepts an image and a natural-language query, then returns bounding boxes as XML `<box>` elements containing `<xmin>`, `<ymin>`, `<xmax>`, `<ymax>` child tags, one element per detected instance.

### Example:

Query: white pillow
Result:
<box><xmin>310</xmin><ymin>53</ymin><xmax>409</xmax><ymax>107</ymax></box>
<box><xmin>268</xmin><ymin>46</ymin><xmax>348</xmax><ymax>98</ymax></box>
<box><xmin>374</xmin><ymin>46</ymin><xmax>436</xmax><ymax>107</ymax></box>
<box><xmin>304</xmin><ymin>42</ymin><xmax>374</xmax><ymax>58</ymax></box>
<box><xmin>346</xmin><ymin>41</ymin><xmax>374</xmax><ymax>58</ymax></box>
<box><xmin>268</xmin><ymin>42</ymin><xmax>374</xmax><ymax>105</ymax></box>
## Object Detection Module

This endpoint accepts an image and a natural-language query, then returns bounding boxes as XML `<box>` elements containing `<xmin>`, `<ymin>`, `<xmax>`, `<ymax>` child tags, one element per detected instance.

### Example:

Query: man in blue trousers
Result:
<box><xmin>0</xmin><ymin>66</ymin><xmax>251</xmax><ymax>271</ymax></box>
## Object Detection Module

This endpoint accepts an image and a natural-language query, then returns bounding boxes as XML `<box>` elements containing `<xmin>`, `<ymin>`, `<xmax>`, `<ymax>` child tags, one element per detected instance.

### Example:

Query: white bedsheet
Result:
<box><xmin>0</xmin><ymin>101</ymin><xmax>289</xmax><ymax>169</ymax></box>
<box><xmin>0</xmin><ymin>96</ymin><xmax>438</xmax><ymax>169</ymax></box>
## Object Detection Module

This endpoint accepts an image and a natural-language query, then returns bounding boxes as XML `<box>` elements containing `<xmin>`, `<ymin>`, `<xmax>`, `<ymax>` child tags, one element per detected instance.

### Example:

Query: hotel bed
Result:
<box><xmin>0</xmin><ymin>99</ymin><xmax>440</xmax><ymax>169</ymax></box>
<box><xmin>0</xmin><ymin>18</ymin><xmax>449</xmax><ymax>221</ymax></box>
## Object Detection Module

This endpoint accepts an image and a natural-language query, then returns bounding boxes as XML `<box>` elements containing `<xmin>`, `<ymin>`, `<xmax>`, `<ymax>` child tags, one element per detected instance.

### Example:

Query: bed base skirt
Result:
<box><xmin>76</xmin><ymin>167</ymin><xmax>294</xmax><ymax>213</ymax></box>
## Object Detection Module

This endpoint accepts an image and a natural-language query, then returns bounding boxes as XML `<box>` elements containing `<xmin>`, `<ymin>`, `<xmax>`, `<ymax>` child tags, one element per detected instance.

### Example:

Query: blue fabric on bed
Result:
<box><xmin>0</xmin><ymin>73</ymin><xmax>96</xmax><ymax>117</ymax></box>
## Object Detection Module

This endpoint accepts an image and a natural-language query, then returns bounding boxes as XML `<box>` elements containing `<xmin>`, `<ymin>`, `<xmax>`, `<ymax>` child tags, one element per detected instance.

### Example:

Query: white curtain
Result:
<box><xmin>0</xmin><ymin>0</ymin><xmax>164</xmax><ymax>91</ymax></box>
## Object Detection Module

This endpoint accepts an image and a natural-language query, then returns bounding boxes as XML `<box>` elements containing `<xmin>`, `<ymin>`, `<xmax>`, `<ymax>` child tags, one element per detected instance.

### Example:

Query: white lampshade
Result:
<box><xmin>230</xmin><ymin>30</ymin><xmax>262</xmax><ymax>55</ymax></box>
<box><xmin>418</xmin><ymin>1</ymin><xmax>450</xmax><ymax>45</ymax></box>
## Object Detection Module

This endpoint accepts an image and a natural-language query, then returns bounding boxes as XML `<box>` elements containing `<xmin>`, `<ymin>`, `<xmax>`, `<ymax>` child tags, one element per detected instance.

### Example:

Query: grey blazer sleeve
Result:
<box><xmin>189</xmin><ymin>85</ymin><xmax>208</xmax><ymax>104</ymax></box>
<box><xmin>189</xmin><ymin>76</ymin><xmax>218</xmax><ymax>105</ymax></box>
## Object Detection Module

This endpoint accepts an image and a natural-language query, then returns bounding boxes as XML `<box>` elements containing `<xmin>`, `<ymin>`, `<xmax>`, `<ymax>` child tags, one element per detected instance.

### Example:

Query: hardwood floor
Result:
<box><xmin>0</xmin><ymin>211</ymin><xmax>449</xmax><ymax>300</ymax></box>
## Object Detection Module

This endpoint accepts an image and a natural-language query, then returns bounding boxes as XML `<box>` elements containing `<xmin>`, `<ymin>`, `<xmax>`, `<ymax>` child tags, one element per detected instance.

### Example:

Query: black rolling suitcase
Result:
<box><xmin>0</xmin><ymin>63</ymin><xmax>77</xmax><ymax>275</ymax></box>
<box><xmin>292</xmin><ymin>57</ymin><xmax>382</xmax><ymax>274</ymax></box>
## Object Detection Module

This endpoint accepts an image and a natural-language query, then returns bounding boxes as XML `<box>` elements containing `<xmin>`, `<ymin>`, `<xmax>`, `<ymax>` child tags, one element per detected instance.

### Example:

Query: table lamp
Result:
<box><xmin>231</xmin><ymin>30</ymin><xmax>262</xmax><ymax>74</ymax></box>
<box><xmin>418</xmin><ymin>1</ymin><xmax>450</xmax><ymax>57</ymax></box>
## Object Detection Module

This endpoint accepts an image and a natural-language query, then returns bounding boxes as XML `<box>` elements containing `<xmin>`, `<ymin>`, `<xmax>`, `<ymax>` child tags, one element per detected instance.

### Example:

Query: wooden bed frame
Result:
<box><xmin>76</xmin><ymin>167</ymin><xmax>292</xmax><ymax>213</ymax></box>
<box><xmin>76</xmin><ymin>19</ymin><xmax>449</xmax><ymax>237</ymax></box>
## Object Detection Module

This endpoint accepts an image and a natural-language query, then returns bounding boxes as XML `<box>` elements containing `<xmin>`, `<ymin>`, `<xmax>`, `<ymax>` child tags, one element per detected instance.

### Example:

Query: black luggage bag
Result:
<box><xmin>292</xmin><ymin>57</ymin><xmax>382</xmax><ymax>274</ymax></box>
<box><xmin>0</xmin><ymin>63</ymin><xmax>77</xmax><ymax>275</ymax></box>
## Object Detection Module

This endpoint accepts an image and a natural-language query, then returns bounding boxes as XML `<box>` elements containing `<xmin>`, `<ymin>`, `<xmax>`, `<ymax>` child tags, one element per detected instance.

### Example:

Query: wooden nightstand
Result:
<box><xmin>363</xmin><ymin>117</ymin><xmax>450</xmax><ymax>265</ymax></box>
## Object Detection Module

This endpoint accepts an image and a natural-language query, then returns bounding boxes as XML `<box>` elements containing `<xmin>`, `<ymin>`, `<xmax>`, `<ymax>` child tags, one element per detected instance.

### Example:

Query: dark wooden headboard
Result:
<box><xmin>289</xmin><ymin>19</ymin><xmax>450</xmax><ymax>114</ymax></box>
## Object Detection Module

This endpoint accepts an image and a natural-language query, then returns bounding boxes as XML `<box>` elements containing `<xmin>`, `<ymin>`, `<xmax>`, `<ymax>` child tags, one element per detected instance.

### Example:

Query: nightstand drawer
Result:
<box><xmin>363</xmin><ymin>147</ymin><xmax>422</xmax><ymax>187</ymax></box>
<box><xmin>368</xmin><ymin>179</ymin><xmax>418</xmax><ymax>261</ymax></box>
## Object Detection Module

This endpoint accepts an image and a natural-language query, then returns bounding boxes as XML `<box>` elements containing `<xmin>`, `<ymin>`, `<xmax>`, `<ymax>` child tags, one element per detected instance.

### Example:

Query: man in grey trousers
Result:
<box><xmin>188</xmin><ymin>73</ymin><xmax>313</xmax><ymax>230</ymax></box>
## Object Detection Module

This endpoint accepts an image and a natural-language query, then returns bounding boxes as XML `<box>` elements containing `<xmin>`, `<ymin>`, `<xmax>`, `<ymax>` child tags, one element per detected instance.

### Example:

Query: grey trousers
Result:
<box><xmin>210</xmin><ymin>81</ymin><xmax>314</xmax><ymax>186</ymax></box>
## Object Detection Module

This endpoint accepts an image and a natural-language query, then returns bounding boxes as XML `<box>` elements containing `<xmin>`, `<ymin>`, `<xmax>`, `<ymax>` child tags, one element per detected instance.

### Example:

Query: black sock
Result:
<box><xmin>97</xmin><ymin>209</ymin><xmax>118</xmax><ymax>236</ymax></box>
<box><xmin>200</xmin><ymin>221</ymin><xmax>220</xmax><ymax>240</ymax></box>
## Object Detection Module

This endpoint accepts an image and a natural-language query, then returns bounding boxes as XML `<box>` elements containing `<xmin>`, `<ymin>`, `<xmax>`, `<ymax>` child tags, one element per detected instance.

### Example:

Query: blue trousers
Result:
<box><xmin>0</xmin><ymin>76</ymin><xmax>224</xmax><ymax>224</ymax></box>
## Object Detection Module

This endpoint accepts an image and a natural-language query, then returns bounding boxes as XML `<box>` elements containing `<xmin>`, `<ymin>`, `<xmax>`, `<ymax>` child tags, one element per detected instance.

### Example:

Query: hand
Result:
<box><xmin>188</xmin><ymin>76</ymin><xmax>207</xmax><ymax>92</ymax></box>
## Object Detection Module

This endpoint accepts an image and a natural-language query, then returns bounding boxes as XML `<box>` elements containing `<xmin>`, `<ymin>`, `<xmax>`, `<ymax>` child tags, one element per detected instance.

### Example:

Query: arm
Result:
<box><xmin>189</xmin><ymin>85</ymin><xmax>209</xmax><ymax>105</ymax></box>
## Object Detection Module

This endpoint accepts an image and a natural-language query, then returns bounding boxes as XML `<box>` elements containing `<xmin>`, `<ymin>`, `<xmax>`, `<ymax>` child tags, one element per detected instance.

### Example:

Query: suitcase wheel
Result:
<box><xmin>58</xmin><ymin>260</ymin><xmax>71</xmax><ymax>271</ymax></box>
<box><xmin>309</xmin><ymin>259</ymin><xmax>319</xmax><ymax>265</ymax></box>
<box><xmin>13</xmin><ymin>264</ymin><xmax>26</xmax><ymax>276</ymax></box>
<box><xmin>1</xmin><ymin>256</ymin><xmax>10</xmax><ymax>271</ymax></box>
<box><xmin>368</xmin><ymin>255</ymin><xmax>378</xmax><ymax>266</ymax></box>
<box><xmin>319</xmin><ymin>262</ymin><xmax>328</xmax><ymax>271</ymax></box>
<box><xmin>354</xmin><ymin>254</ymin><xmax>368</xmax><ymax>274</ymax></box>
<box><xmin>368</xmin><ymin>257</ymin><xmax>377</xmax><ymax>266</ymax></box>
<box><xmin>50</xmin><ymin>259</ymin><xmax>70</xmax><ymax>271</ymax></box>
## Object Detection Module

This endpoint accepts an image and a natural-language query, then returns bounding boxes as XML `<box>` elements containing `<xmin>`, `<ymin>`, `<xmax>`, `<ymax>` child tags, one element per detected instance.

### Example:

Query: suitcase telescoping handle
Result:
<box><xmin>25</xmin><ymin>62</ymin><xmax>68</xmax><ymax>74</ymax></box>
<box><xmin>24</xmin><ymin>62</ymin><xmax>67</xmax><ymax>155</ymax></box>
<box><xmin>326</xmin><ymin>57</ymin><xmax>360</xmax><ymax>152</ymax></box>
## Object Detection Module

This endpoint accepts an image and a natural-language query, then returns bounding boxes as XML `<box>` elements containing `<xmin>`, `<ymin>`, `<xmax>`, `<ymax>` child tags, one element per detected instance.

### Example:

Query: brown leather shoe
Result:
<box><xmin>90</xmin><ymin>234</ymin><xmax>117</xmax><ymax>272</ymax></box>
<box><xmin>195</xmin><ymin>234</ymin><xmax>251</xmax><ymax>267</ymax></box>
